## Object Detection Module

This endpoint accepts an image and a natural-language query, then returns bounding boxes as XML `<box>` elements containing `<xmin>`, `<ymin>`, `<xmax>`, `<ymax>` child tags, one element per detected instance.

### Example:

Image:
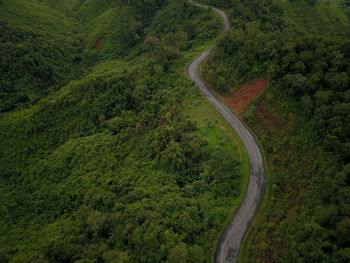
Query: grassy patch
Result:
<box><xmin>183</xmin><ymin>91</ymin><xmax>250</xmax><ymax>251</ymax></box>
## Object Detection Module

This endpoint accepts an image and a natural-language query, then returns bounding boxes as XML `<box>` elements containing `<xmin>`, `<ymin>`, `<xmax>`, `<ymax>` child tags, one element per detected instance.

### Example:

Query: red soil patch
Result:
<box><xmin>222</xmin><ymin>78</ymin><xmax>269</xmax><ymax>114</ymax></box>
<box><xmin>96</xmin><ymin>38</ymin><xmax>104</xmax><ymax>50</ymax></box>
<box><xmin>254</xmin><ymin>103</ymin><xmax>281</xmax><ymax>131</ymax></box>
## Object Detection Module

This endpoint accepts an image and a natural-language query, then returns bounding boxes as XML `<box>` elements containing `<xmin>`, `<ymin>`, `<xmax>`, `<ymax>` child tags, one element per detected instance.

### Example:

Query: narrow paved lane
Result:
<box><xmin>187</xmin><ymin>2</ymin><xmax>266</xmax><ymax>263</ymax></box>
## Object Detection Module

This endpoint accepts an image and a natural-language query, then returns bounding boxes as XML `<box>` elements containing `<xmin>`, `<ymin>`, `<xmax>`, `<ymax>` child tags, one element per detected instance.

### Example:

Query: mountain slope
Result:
<box><xmin>0</xmin><ymin>1</ymin><xmax>249</xmax><ymax>262</ymax></box>
<box><xmin>198</xmin><ymin>0</ymin><xmax>350</xmax><ymax>262</ymax></box>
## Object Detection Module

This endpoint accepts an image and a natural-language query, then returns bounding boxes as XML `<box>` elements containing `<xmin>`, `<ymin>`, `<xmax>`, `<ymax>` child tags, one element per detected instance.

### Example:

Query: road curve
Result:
<box><xmin>187</xmin><ymin>1</ymin><xmax>266</xmax><ymax>263</ymax></box>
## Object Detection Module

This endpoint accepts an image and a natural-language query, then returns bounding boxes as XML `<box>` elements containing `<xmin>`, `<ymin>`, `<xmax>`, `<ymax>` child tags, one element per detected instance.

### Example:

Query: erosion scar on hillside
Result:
<box><xmin>187</xmin><ymin>1</ymin><xmax>266</xmax><ymax>263</ymax></box>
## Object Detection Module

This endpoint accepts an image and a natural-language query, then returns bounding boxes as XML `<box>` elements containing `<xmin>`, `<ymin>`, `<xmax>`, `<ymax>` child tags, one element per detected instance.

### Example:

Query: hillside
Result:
<box><xmin>0</xmin><ymin>0</ymin><xmax>249</xmax><ymax>262</ymax></box>
<box><xmin>198</xmin><ymin>0</ymin><xmax>350</xmax><ymax>262</ymax></box>
<box><xmin>2</xmin><ymin>0</ymin><xmax>349</xmax><ymax>262</ymax></box>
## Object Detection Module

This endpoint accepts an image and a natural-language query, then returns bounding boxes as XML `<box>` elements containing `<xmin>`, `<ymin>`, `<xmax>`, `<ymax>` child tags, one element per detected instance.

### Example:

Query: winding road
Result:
<box><xmin>187</xmin><ymin>1</ymin><xmax>266</xmax><ymax>263</ymax></box>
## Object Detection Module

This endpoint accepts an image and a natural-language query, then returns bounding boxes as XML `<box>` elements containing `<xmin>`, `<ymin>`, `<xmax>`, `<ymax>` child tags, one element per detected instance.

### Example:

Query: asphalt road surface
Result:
<box><xmin>187</xmin><ymin>1</ymin><xmax>266</xmax><ymax>263</ymax></box>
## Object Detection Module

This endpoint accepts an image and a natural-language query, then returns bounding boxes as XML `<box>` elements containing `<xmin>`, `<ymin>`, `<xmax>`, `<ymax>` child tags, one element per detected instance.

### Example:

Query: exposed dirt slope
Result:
<box><xmin>223</xmin><ymin>79</ymin><xmax>269</xmax><ymax>114</ymax></box>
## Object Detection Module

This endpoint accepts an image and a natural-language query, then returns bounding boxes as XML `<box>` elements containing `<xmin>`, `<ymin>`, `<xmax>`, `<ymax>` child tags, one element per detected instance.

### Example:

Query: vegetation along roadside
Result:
<box><xmin>198</xmin><ymin>0</ymin><xmax>350</xmax><ymax>262</ymax></box>
<box><xmin>0</xmin><ymin>0</ymin><xmax>250</xmax><ymax>262</ymax></box>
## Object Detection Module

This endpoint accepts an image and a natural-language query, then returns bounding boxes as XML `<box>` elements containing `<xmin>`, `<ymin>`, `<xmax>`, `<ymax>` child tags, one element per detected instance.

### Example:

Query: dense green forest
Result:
<box><xmin>2</xmin><ymin>0</ymin><xmax>350</xmax><ymax>262</ymax></box>
<box><xmin>199</xmin><ymin>0</ymin><xmax>350</xmax><ymax>262</ymax></box>
<box><xmin>0</xmin><ymin>0</ymin><xmax>249</xmax><ymax>262</ymax></box>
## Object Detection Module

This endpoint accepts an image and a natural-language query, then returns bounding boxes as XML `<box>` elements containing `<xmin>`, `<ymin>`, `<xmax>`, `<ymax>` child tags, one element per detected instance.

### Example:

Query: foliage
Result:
<box><xmin>0</xmin><ymin>0</ymin><xmax>244</xmax><ymax>262</ymax></box>
<box><xmin>200</xmin><ymin>0</ymin><xmax>350</xmax><ymax>262</ymax></box>
<box><xmin>0</xmin><ymin>0</ymin><xmax>84</xmax><ymax>112</ymax></box>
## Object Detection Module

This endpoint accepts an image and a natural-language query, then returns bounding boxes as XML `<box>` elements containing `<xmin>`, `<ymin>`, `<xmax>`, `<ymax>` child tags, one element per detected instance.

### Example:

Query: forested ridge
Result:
<box><xmin>199</xmin><ymin>0</ymin><xmax>350</xmax><ymax>262</ymax></box>
<box><xmin>0</xmin><ymin>0</ymin><xmax>248</xmax><ymax>262</ymax></box>
<box><xmin>2</xmin><ymin>0</ymin><xmax>350</xmax><ymax>262</ymax></box>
